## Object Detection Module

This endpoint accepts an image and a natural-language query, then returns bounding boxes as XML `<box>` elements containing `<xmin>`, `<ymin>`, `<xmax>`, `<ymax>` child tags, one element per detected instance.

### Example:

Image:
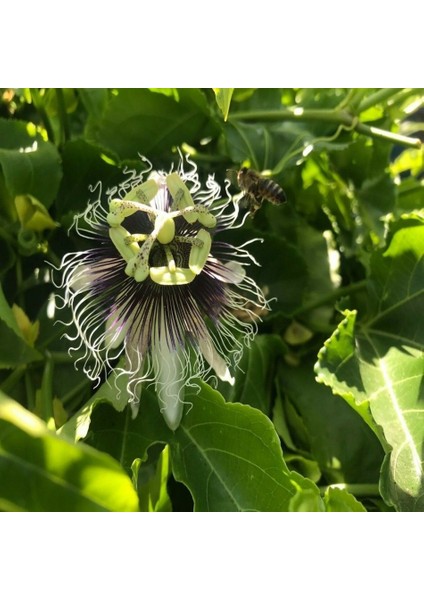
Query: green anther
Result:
<box><xmin>166</xmin><ymin>173</ymin><xmax>197</xmax><ymax>223</ymax></box>
<box><xmin>125</xmin><ymin>256</ymin><xmax>150</xmax><ymax>282</ymax></box>
<box><xmin>107</xmin><ymin>198</ymin><xmax>156</xmax><ymax>227</ymax></box>
<box><xmin>109</xmin><ymin>226</ymin><xmax>140</xmax><ymax>261</ymax></box>
<box><xmin>125</xmin><ymin>233</ymin><xmax>149</xmax><ymax>244</ymax></box>
<box><xmin>174</xmin><ymin>235</ymin><xmax>204</xmax><ymax>247</ymax></box>
<box><xmin>179</xmin><ymin>205</ymin><xmax>216</xmax><ymax>228</ymax></box>
<box><xmin>125</xmin><ymin>235</ymin><xmax>157</xmax><ymax>282</ymax></box>
<box><xmin>189</xmin><ymin>229</ymin><xmax>212</xmax><ymax>275</ymax></box>
<box><xmin>197</xmin><ymin>210</ymin><xmax>217</xmax><ymax>228</ymax></box>
<box><xmin>150</xmin><ymin>266</ymin><xmax>196</xmax><ymax>285</ymax></box>
<box><xmin>124</xmin><ymin>179</ymin><xmax>159</xmax><ymax>204</ymax></box>
<box><xmin>156</xmin><ymin>213</ymin><xmax>176</xmax><ymax>245</ymax></box>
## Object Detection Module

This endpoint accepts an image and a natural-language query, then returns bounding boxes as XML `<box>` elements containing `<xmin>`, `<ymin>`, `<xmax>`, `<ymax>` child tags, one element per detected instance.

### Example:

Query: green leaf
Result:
<box><xmin>213</xmin><ymin>88</ymin><xmax>234</xmax><ymax>121</ymax></box>
<box><xmin>83</xmin><ymin>395</ymin><xmax>170</xmax><ymax>474</ymax></box>
<box><xmin>0</xmin><ymin>232</ymin><xmax>15</xmax><ymax>276</ymax></box>
<box><xmin>78</xmin><ymin>88</ymin><xmax>110</xmax><ymax>120</ymax></box>
<box><xmin>0</xmin><ymin>118</ymin><xmax>62</xmax><ymax>216</ymax></box>
<box><xmin>288</xmin><ymin>471</ymin><xmax>325</xmax><ymax>511</ymax></box>
<box><xmin>316</xmin><ymin>220</ymin><xmax>424</xmax><ymax>511</ymax></box>
<box><xmin>85</xmin><ymin>89</ymin><xmax>217</xmax><ymax>161</ymax></box>
<box><xmin>15</xmin><ymin>194</ymin><xmax>58</xmax><ymax>231</ymax></box>
<box><xmin>0</xmin><ymin>285</ymin><xmax>42</xmax><ymax>368</ymax></box>
<box><xmin>0</xmin><ymin>392</ymin><xmax>139</xmax><ymax>511</ymax></box>
<box><xmin>55</xmin><ymin>138</ymin><xmax>123</xmax><ymax>218</ymax></box>
<box><xmin>133</xmin><ymin>445</ymin><xmax>172</xmax><ymax>512</ymax></box>
<box><xmin>323</xmin><ymin>487</ymin><xmax>367</xmax><ymax>512</ymax></box>
<box><xmin>229</xmin><ymin>225</ymin><xmax>309</xmax><ymax>316</ymax></box>
<box><xmin>241</xmin><ymin>209</ymin><xmax>336</xmax><ymax>321</ymax></box>
<box><xmin>278</xmin><ymin>360</ymin><xmax>384</xmax><ymax>484</ymax></box>
<box><xmin>171</xmin><ymin>382</ymin><xmax>297</xmax><ymax>511</ymax></box>
<box><xmin>230</xmin><ymin>334</ymin><xmax>286</xmax><ymax>415</ymax></box>
<box><xmin>78</xmin><ymin>381</ymin><xmax>324</xmax><ymax>512</ymax></box>
<box><xmin>57</xmin><ymin>366</ymin><xmax>133</xmax><ymax>442</ymax></box>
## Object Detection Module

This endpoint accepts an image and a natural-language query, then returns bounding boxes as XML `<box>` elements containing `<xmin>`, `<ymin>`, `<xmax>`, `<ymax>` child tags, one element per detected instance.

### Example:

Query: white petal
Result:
<box><xmin>152</xmin><ymin>332</ymin><xmax>184</xmax><ymax>431</ymax></box>
<box><xmin>198</xmin><ymin>334</ymin><xmax>235</xmax><ymax>385</ymax></box>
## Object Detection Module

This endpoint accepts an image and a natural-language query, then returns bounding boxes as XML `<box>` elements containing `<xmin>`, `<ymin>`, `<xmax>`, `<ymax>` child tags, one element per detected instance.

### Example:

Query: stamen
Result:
<box><xmin>189</xmin><ymin>229</ymin><xmax>211</xmax><ymax>275</ymax></box>
<box><xmin>109</xmin><ymin>226</ymin><xmax>140</xmax><ymax>261</ymax></box>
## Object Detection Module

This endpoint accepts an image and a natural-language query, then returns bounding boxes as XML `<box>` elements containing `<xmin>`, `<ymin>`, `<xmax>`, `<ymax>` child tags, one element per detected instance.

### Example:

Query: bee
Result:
<box><xmin>235</xmin><ymin>167</ymin><xmax>286</xmax><ymax>215</ymax></box>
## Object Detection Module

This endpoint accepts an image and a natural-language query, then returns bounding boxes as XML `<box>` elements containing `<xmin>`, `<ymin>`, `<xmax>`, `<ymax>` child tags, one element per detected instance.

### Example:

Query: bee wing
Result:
<box><xmin>225</xmin><ymin>168</ymin><xmax>239</xmax><ymax>186</ymax></box>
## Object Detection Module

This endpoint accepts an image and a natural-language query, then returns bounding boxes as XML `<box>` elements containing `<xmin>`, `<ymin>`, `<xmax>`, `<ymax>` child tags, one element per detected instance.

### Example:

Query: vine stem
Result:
<box><xmin>30</xmin><ymin>88</ymin><xmax>56</xmax><ymax>143</ymax></box>
<box><xmin>40</xmin><ymin>351</ymin><xmax>55</xmax><ymax>430</ymax></box>
<box><xmin>320</xmin><ymin>483</ymin><xmax>381</xmax><ymax>498</ymax></box>
<box><xmin>229</xmin><ymin>108</ymin><xmax>422</xmax><ymax>149</ymax></box>
<box><xmin>55</xmin><ymin>88</ymin><xmax>70</xmax><ymax>146</ymax></box>
<box><xmin>291</xmin><ymin>280</ymin><xmax>367</xmax><ymax>317</ymax></box>
<box><xmin>357</xmin><ymin>88</ymin><xmax>402</xmax><ymax>112</ymax></box>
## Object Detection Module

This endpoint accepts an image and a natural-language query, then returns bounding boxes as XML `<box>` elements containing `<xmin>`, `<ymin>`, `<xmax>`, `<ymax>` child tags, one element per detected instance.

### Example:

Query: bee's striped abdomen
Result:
<box><xmin>257</xmin><ymin>178</ymin><xmax>286</xmax><ymax>205</ymax></box>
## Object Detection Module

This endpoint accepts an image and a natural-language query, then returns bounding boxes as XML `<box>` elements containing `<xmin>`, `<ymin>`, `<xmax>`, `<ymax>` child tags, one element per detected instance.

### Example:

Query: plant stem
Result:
<box><xmin>15</xmin><ymin>257</ymin><xmax>25</xmax><ymax>308</ymax></box>
<box><xmin>61</xmin><ymin>378</ymin><xmax>90</xmax><ymax>409</ymax></box>
<box><xmin>48</xmin><ymin>351</ymin><xmax>86</xmax><ymax>364</ymax></box>
<box><xmin>358</xmin><ymin>88</ymin><xmax>401</xmax><ymax>113</ymax></box>
<box><xmin>55</xmin><ymin>88</ymin><xmax>70</xmax><ymax>146</ymax></box>
<box><xmin>30</xmin><ymin>88</ymin><xmax>56</xmax><ymax>143</ymax></box>
<box><xmin>25</xmin><ymin>370</ymin><xmax>35</xmax><ymax>412</ymax></box>
<box><xmin>354</xmin><ymin>121</ymin><xmax>421</xmax><ymax>148</ymax></box>
<box><xmin>292</xmin><ymin>280</ymin><xmax>367</xmax><ymax>317</ymax></box>
<box><xmin>229</xmin><ymin>107</ymin><xmax>422</xmax><ymax>149</ymax></box>
<box><xmin>320</xmin><ymin>483</ymin><xmax>381</xmax><ymax>497</ymax></box>
<box><xmin>1</xmin><ymin>365</ymin><xmax>26</xmax><ymax>394</ymax></box>
<box><xmin>40</xmin><ymin>351</ymin><xmax>55</xmax><ymax>429</ymax></box>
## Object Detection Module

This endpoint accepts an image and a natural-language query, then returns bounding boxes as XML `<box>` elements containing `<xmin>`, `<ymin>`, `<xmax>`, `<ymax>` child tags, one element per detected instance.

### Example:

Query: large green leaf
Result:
<box><xmin>85</xmin><ymin>88</ymin><xmax>217</xmax><ymax>161</ymax></box>
<box><xmin>171</xmin><ymin>383</ymin><xmax>298</xmax><ymax>512</ymax></box>
<box><xmin>55</xmin><ymin>139</ymin><xmax>123</xmax><ymax>218</ymax></box>
<box><xmin>77</xmin><ymin>377</ymin><xmax>324</xmax><ymax>511</ymax></box>
<box><xmin>316</xmin><ymin>219</ymin><xmax>424</xmax><ymax>511</ymax></box>
<box><xmin>0</xmin><ymin>119</ymin><xmax>62</xmax><ymax>216</ymax></box>
<box><xmin>0</xmin><ymin>392</ymin><xmax>139</xmax><ymax>511</ymax></box>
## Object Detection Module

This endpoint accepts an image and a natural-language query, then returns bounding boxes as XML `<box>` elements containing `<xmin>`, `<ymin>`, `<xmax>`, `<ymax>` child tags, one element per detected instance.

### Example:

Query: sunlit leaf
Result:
<box><xmin>11</xmin><ymin>304</ymin><xmax>39</xmax><ymax>347</ymax></box>
<box><xmin>323</xmin><ymin>487</ymin><xmax>367</xmax><ymax>512</ymax></box>
<box><xmin>57</xmin><ymin>366</ymin><xmax>132</xmax><ymax>442</ymax></box>
<box><xmin>15</xmin><ymin>194</ymin><xmax>58</xmax><ymax>231</ymax></box>
<box><xmin>172</xmin><ymin>382</ymin><xmax>297</xmax><ymax>511</ymax></box>
<box><xmin>316</xmin><ymin>220</ymin><xmax>424</xmax><ymax>511</ymax></box>
<box><xmin>213</xmin><ymin>88</ymin><xmax>234</xmax><ymax>121</ymax></box>
<box><xmin>133</xmin><ymin>445</ymin><xmax>172</xmax><ymax>512</ymax></box>
<box><xmin>0</xmin><ymin>118</ymin><xmax>62</xmax><ymax>216</ymax></box>
<box><xmin>44</xmin><ymin>88</ymin><xmax>78</xmax><ymax>116</ymax></box>
<box><xmin>0</xmin><ymin>392</ymin><xmax>139</xmax><ymax>511</ymax></box>
<box><xmin>0</xmin><ymin>284</ymin><xmax>42</xmax><ymax>368</ymax></box>
<box><xmin>288</xmin><ymin>471</ymin><xmax>325</xmax><ymax>511</ymax></box>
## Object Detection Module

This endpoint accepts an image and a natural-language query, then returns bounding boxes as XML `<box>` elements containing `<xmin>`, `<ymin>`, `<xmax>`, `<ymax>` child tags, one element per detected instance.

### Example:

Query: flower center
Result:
<box><xmin>106</xmin><ymin>173</ymin><xmax>215</xmax><ymax>285</ymax></box>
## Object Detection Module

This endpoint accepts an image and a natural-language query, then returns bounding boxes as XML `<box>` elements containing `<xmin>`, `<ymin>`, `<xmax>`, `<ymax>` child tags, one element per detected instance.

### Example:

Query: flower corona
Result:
<box><xmin>57</xmin><ymin>156</ymin><xmax>269</xmax><ymax>429</ymax></box>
